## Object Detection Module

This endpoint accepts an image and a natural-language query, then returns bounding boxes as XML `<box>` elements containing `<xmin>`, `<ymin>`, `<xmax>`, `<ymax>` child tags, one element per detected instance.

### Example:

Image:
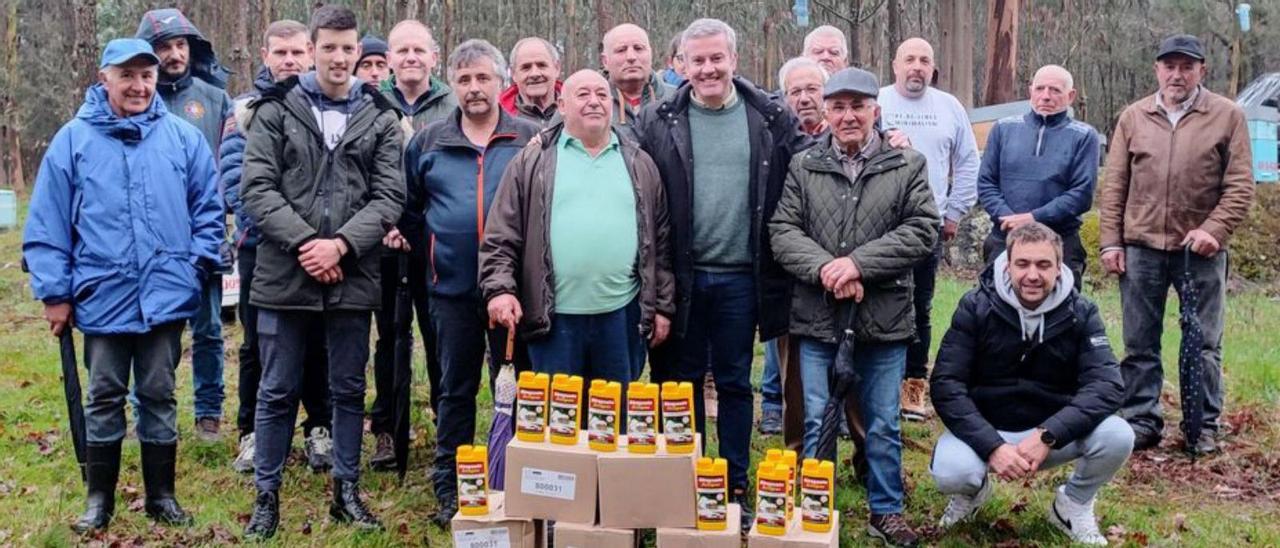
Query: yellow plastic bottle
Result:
<box><xmin>456</xmin><ymin>445</ymin><xmax>489</xmax><ymax>516</ymax></box>
<box><xmin>626</xmin><ymin>382</ymin><xmax>660</xmax><ymax>453</ymax></box>
<box><xmin>781</xmin><ymin>449</ymin><xmax>798</xmax><ymax>520</ymax></box>
<box><xmin>800</xmin><ymin>459</ymin><xmax>835</xmax><ymax>533</ymax></box>
<box><xmin>515</xmin><ymin>372</ymin><xmax>550</xmax><ymax>442</ymax></box>
<box><xmin>549</xmin><ymin>374</ymin><xmax>584</xmax><ymax>445</ymax></box>
<box><xmin>755</xmin><ymin>461</ymin><xmax>789</xmax><ymax>535</ymax></box>
<box><xmin>695</xmin><ymin>457</ymin><xmax>729</xmax><ymax>531</ymax></box>
<box><xmin>587</xmin><ymin>380</ymin><xmax>622</xmax><ymax>452</ymax></box>
<box><xmin>661</xmin><ymin>381</ymin><xmax>696</xmax><ymax>454</ymax></box>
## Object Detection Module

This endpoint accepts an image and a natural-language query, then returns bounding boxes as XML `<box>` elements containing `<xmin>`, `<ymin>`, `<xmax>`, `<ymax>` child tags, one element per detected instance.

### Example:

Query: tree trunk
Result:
<box><xmin>2</xmin><ymin>0</ymin><xmax>22</xmax><ymax>191</ymax></box>
<box><xmin>982</xmin><ymin>0</ymin><xmax>1020</xmax><ymax>106</ymax></box>
<box><xmin>71</xmin><ymin>0</ymin><xmax>98</xmax><ymax>103</ymax></box>
<box><xmin>886</xmin><ymin>0</ymin><xmax>902</xmax><ymax>54</ymax></box>
<box><xmin>230</xmin><ymin>1</ymin><xmax>252</xmax><ymax>96</ymax></box>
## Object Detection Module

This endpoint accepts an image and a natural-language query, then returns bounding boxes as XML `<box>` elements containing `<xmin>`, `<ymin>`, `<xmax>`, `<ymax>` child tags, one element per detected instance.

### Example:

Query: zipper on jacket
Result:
<box><xmin>1036</xmin><ymin>124</ymin><xmax>1045</xmax><ymax>156</ymax></box>
<box><xmin>474</xmin><ymin>133</ymin><xmax>518</xmax><ymax>241</ymax></box>
<box><xmin>429</xmin><ymin>233</ymin><xmax>438</xmax><ymax>284</ymax></box>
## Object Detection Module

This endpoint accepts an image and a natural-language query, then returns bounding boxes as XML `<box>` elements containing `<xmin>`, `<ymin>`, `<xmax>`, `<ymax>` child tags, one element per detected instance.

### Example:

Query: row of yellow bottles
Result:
<box><xmin>513</xmin><ymin>374</ymin><xmax>698</xmax><ymax>454</ymax></box>
<box><xmin>754</xmin><ymin>455</ymin><xmax>835</xmax><ymax>535</ymax></box>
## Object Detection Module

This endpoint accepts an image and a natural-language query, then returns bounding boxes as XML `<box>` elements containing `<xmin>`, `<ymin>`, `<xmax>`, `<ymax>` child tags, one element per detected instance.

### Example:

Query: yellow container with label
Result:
<box><xmin>456</xmin><ymin>445</ymin><xmax>489</xmax><ymax>516</ymax></box>
<box><xmin>588</xmin><ymin>380</ymin><xmax>622</xmax><ymax>452</ymax></box>
<box><xmin>515</xmin><ymin>372</ymin><xmax>550</xmax><ymax>442</ymax></box>
<box><xmin>695</xmin><ymin>457</ymin><xmax>729</xmax><ymax>531</ymax></box>
<box><xmin>549</xmin><ymin>374</ymin><xmax>584</xmax><ymax>445</ymax></box>
<box><xmin>800</xmin><ymin>459</ymin><xmax>835</xmax><ymax>533</ymax></box>
<box><xmin>755</xmin><ymin>462</ymin><xmax>789</xmax><ymax>535</ymax></box>
<box><xmin>661</xmin><ymin>381</ymin><xmax>696</xmax><ymax>454</ymax></box>
<box><xmin>626</xmin><ymin>382</ymin><xmax>660</xmax><ymax>453</ymax></box>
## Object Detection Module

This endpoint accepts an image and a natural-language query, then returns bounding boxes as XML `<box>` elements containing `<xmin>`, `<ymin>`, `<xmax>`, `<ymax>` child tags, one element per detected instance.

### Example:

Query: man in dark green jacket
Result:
<box><xmin>769</xmin><ymin>67</ymin><xmax>938</xmax><ymax>547</ymax></box>
<box><xmin>239</xmin><ymin>6</ymin><xmax>405</xmax><ymax>540</ymax></box>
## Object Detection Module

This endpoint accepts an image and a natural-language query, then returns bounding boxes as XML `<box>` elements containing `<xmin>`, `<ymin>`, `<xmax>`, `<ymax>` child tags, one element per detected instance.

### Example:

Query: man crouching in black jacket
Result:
<box><xmin>929</xmin><ymin>222</ymin><xmax>1132</xmax><ymax>547</ymax></box>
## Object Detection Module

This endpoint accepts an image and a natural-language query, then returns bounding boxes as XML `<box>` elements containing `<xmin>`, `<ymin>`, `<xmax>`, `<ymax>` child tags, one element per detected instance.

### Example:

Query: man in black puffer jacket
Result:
<box><xmin>929</xmin><ymin>222</ymin><xmax>1132</xmax><ymax>547</ymax></box>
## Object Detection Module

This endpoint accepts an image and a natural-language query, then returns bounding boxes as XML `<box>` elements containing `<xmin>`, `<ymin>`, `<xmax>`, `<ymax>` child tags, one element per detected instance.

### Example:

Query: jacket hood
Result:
<box><xmin>383</xmin><ymin>74</ymin><xmax>454</xmax><ymax>113</ymax></box>
<box><xmin>499</xmin><ymin>81</ymin><xmax>563</xmax><ymax>115</ymax></box>
<box><xmin>76</xmin><ymin>83</ymin><xmax>169</xmax><ymax>142</ymax></box>
<box><xmin>252</xmin><ymin>65</ymin><xmax>276</xmax><ymax>93</ymax></box>
<box><xmin>298</xmin><ymin>72</ymin><xmax>369</xmax><ymax>109</ymax></box>
<box><xmin>135</xmin><ymin>8</ymin><xmax>230</xmax><ymax>89</ymax></box>
<box><xmin>985</xmin><ymin>250</ymin><xmax>1075</xmax><ymax>342</ymax></box>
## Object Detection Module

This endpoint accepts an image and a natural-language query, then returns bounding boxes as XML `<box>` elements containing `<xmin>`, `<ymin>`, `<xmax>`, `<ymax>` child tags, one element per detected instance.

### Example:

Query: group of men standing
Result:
<box><xmin>22</xmin><ymin>4</ymin><xmax>1254</xmax><ymax>546</ymax></box>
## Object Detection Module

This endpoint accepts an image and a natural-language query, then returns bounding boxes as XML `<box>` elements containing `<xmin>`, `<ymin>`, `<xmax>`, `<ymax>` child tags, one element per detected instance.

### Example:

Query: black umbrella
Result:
<box><xmin>815</xmin><ymin>302</ymin><xmax>859</xmax><ymax>463</ymax></box>
<box><xmin>392</xmin><ymin>252</ymin><xmax>415</xmax><ymax>480</ymax></box>
<box><xmin>60</xmin><ymin>330</ymin><xmax>88</xmax><ymax>483</ymax></box>
<box><xmin>1176</xmin><ymin>246</ymin><xmax>1206</xmax><ymax>456</ymax></box>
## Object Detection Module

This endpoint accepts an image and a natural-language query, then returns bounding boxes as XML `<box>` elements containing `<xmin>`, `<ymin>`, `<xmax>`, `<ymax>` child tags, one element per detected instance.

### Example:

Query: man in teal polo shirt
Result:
<box><xmin>481</xmin><ymin>69</ymin><xmax>674</xmax><ymax>383</ymax></box>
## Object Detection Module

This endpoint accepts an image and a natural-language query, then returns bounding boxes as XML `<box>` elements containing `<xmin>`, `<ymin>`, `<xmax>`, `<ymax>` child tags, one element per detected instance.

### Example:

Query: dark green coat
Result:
<box><xmin>769</xmin><ymin>134</ymin><xmax>939</xmax><ymax>343</ymax></box>
<box><xmin>240</xmin><ymin>77</ymin><xmax>406</xmax><ymax>311</ymax></box>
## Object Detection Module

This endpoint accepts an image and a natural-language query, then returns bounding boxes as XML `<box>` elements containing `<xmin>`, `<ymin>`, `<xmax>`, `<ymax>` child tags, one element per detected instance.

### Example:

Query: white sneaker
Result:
<box><xmin>233</xmin><ymin>433</ymin><xmax>255</xmax><ymax>474</ymax></box>
<box><xmin>305</xmin><ymin>427</ymin><xmax>333</xmax><ymax>472</ymax></box>
<box><xmin>938</xmin><ymin>476</ymin><xmax>993</xmax><ymax>528</ymax></box>
<box><xmin>1048</xmin><ymin>485</ymin><xmax>1107</xmax><ymax>546</ymax></box>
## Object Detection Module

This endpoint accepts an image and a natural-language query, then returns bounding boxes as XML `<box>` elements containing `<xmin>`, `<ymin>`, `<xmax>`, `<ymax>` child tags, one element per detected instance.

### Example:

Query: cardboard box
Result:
<box><xmin>597</xmin><ymin>435</ymin><xmax>700</xmax><ymax>528</ymax></box>
<box><xmin>450</xmin><ymin>492</ymin><xmax>544</xmax><ymax>548</ymax></box>
<box><xmin>656</xmin><ymin>503</ymin><xmax>741</xmax><ymax>548</ymax></box>
<box><xmin>747</xmin><ymin>513</ymin><xmax>840</xmax><ymax>547</ymax></box>
<box><xmin>553</xmin><ymin>520</ymin><xmax>636</xmax><ymax>548</ymax></box>
<box><xmin>503</xmin><ymin>432</ymin><xmax>599</xmax><ymax>523</ymax></box>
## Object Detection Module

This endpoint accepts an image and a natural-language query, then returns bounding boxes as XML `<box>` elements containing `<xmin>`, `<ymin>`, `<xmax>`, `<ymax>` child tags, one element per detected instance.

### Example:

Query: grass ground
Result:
<box><xmin>0</xmin><ymin>219</ymin><xmax>1277</xmax><ymax>547</ymax></box>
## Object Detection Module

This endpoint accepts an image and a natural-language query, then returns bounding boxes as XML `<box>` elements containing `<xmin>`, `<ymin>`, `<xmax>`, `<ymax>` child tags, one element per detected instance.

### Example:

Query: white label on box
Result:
<box><xmin>453</xmin><ymin>527</ymin><xmax>511</xmax><ymax>548</ymax></box>
<box><xmin>520</xmin><ymin>467</ymin><xmax>576</xmax><ymax>501</ymax></box>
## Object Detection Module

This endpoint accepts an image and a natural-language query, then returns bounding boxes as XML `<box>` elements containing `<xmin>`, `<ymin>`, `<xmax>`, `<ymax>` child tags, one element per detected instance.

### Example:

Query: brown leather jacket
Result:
<box><xmin>479</xmin><ymin>123</ymin><xmax>675</xmax><ymax>339</ymax></box>
<box><xmin>1099</xmin><ymin>88</ymin><xmax>1255</xmax><ymax>251</ymax></box>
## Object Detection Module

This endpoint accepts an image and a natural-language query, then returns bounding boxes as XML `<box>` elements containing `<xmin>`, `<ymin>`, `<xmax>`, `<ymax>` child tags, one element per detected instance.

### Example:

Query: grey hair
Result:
<box><xmin>681</xmin><ymin>18</ymin><xmax>736</xmax><ymax>53</ymax></box>
<box><xmin>777</xmin><ymin>57</ymin><xmax>828</xmax><ymax>90</ymax></box>
<box><xmin>803</xmin><ymin>25</ymin><xmax>848</xmax><ymax>56</ymax></box>
<box><xmin>1033</xmin><ymin>64</ymin><xmax>1075</xmax><ymax>91</ymax></box>
<box><xmin>509</xmin><ymin>37</ymin><xmax>560</xmax><ymax>68</ymax></box>
<box><xmin>448</xmin><ymin>39</ymin><xmax>507</xmax><ymax>81</ymax></box>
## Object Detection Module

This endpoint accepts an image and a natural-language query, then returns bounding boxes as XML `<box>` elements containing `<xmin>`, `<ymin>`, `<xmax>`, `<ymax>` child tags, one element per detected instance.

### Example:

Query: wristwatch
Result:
<box><xmin>1039</xmin><ymin>429</ymin><xmax>1057</xmax><ymax>447</ymax></box>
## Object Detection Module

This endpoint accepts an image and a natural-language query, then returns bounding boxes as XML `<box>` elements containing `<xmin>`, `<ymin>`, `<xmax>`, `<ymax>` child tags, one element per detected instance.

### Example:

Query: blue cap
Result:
<box><xmin>99</xmin><ymin>38</ymin><xmax>161</xmax><ymax>69</ymax></box>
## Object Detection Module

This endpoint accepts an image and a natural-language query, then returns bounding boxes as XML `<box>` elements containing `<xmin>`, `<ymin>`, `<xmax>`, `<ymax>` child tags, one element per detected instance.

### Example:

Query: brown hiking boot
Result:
<box><xmin>900</xmin><ymin>378</ymin><xmax>931</xmax><ymax>422</ymax></box>
<box><xmin>369</xmin><ymin>432</ymin><xmax>395</xmax><ymax>470</ymax></box>
<box><xmin>195</xmin><ymin>417</ymin><xmax>221</xmax><ymax>443</ymax></box>
<box><xmin>869</xmin><ymin>513</ymin><xmax>920</xmax><ymax>547</ymax></box>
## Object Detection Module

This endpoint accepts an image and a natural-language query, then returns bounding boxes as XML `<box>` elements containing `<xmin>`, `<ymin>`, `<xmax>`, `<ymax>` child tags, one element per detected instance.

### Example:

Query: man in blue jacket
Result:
<box><xmin>398</xmin><ymin>39</ymin><xmax>539</xmax><ymax>526</ymax></box>
<box><xmin>977</xmin><ymin>65</ymin><xmax>1099</xmax><ymax>290</ymax></box>
<box><xmin>137</xmin><ymin>7</ymin><xmax>235</xmax><ymax>441</ymax></box>
<box><xmin>23</xmin><ymin>39</ymin><xmax>223</xmax><ymax>533</ymax></box>
<box><xmin>220</xmin><ymin>19</ymin><xmax>333</xmax><ymax>475</ymax></box>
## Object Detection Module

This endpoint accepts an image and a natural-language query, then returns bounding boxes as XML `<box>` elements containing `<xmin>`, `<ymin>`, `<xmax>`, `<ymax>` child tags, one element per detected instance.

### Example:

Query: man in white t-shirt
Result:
<box><xmin>877</xmin><ymin>37</ymin><xmax>980</xmax><ymax>423</ymax></box>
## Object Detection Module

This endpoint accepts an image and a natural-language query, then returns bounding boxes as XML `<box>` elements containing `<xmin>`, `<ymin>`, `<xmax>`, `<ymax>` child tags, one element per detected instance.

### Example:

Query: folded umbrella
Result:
<box><xmin>487</xmin><ymin>329</ymin><xmax>518</xmax><ymax>490</ymax></box>
<box><xmin>814</xmin><ymin>302</ymin><xmax>859</xmax><ymax>463</ymax></box>
<box><xmin>392</xmin><ymin>252</ymin><xmax>415</xmax><ymax>480</ymax></box>
<box><xmin>60</xmin><ymin>330</ymin><xmax>88</xmax><ymax>483</ymax></box>
<box><xmin>1176</xmin><ymin>246</ymin><xmax>1206</xmax><ymax>457</ymax></box>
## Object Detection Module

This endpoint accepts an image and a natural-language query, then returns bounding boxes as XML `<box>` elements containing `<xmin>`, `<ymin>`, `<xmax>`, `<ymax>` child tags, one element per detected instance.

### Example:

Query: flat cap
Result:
<box><xmin>823</xmin><ymin>67</ymin><xmax>879</xmax><ymax>99</ymax></box>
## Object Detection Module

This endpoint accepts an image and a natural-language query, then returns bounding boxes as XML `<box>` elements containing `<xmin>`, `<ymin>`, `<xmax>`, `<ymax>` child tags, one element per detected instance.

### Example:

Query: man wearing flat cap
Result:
<box><xmin>1099</xmin><ymin>34</ymin><xmax>1254</xmax><ymax>454</ymax></box>
<box><xmin>24</xmin><ymin>38</ymin><xmax>223</xmax><ymax>532</ymax></box>
<box><xmin>769</xmin><ymin>67</ymin><xmax>938</xmax><ymax>547</ymax></box>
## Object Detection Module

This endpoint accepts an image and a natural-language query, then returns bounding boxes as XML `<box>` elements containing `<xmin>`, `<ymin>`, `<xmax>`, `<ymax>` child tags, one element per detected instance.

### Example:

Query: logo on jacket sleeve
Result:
<box><xmin>183</xmin><ymin>100</ymin><xmax>206</xmax><ymax>120</ymax></box>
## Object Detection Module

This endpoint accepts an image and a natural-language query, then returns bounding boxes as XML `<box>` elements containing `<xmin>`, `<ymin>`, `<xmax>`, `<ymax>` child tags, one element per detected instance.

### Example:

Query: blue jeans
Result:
<box><xmin>797</xmin><ymin>336</ymin><xmax>907</xmax><ymax>514</ymax></box>
<box><xmin>254</xmin><ymin>309</ymin><xmax>371</xmax><ymax>492</ymax></box>
<box><xmin>528</xmin><ymin>298</ymin><xmax>644</xmax><ymax>383</ymax></box>
<box><xmin>666</xmin><ymin>271</ymin><xmax>757</xmax><ymax>488</ymax></box>
<box><xmin>761</xmin><ymin>339</ymin><xmax>782</xmax><ymax>414</ymax></box>
<box><xmin>85</xmin><ymin>322</ymin><xmax>184</xmax><ymax>444</ymax></box>
<box><xmin>189</xmin><ymin>276</ymin><xmax>225</xmax><ymax>419</ymax></box>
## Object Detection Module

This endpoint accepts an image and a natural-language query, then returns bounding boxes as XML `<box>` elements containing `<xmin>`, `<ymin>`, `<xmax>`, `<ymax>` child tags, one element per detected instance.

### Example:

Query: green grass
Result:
<box><xmin>0</xmin><ymin>216</ymin><xmax>1277</xmax><ymax>547</ymax></box>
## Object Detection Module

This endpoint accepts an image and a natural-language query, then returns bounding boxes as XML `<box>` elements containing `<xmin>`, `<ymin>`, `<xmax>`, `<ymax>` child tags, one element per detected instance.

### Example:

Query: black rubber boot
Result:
<box><xmin>140</xmin><ymin>442</ymin><xmax>193</xmax><ymax>526</ymax></box>
<box><xmin>73</xmin><ymin>441</ymin><xmax>122</xmax><ymax>533</ymax></box>
<box><xmin>244</xmin><ymin>490</ymin><xmax>280</xmax><ymax>540</ymax></box>
<box><xmin>330</xmin><ymin>479</ymin><xmax>382</xmax><ymax>530</ymax></box>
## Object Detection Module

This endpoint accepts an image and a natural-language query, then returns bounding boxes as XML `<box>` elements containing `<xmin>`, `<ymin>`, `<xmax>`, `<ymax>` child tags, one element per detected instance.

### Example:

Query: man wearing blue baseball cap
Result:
<box><xmin>23</xmin><ymin>38</ymin><xmax>223</xmax><ymax>533</ymax></box>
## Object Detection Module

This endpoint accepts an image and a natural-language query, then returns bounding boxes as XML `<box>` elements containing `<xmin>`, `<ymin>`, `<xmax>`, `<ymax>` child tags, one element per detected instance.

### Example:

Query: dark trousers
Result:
<box><xmin>235</xmin><ymin>246</ymin><xmax>331</xmax><ymax>437</ymax></box>
<box><xmin>429</xmin><ymin>295</ymin><xmax>528</xmax><ymax>499</ymax></box>
<box><xmin>984</xmin><ymin>229</ymin><xmax>1086</xmax><ymax>293</ymax></box>
<box><xmin>527</xmin><ymin>298</ymin><xmax>644</xmax><ymax>383</ymax></box>
<box><xmin>905</xmin><ymin>228</ymin><xmax>944</xmax><ymax>378</ymax></box>
<box><xmin>371</xmin><ymin>249</ymin><xmax>440</xmax><ymax>434</ymax></box>
<box><xmin>1118</xmin><ymin>245</ymin><xmax>1226</xmax><ymax>436</ymax></box>
<box><xmin>85</xmin><ymin>322</ymin><xmax>184</xmax><ymax>444</ymax></box>
<box><xmin>254</xmin><ymin>309</ymin><xmax>371</xmax><ymax>492</ymax></box>
<box><xmin>651</xmin><ymin>271</ymin><xmax>756</xmax><ymax>488</ymax></box>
